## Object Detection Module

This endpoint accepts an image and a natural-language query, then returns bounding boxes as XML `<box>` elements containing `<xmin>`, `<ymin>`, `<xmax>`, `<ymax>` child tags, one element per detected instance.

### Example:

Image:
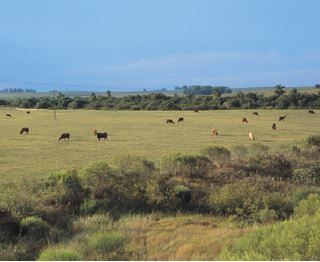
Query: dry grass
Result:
<box><xmin>121</xmin><ymin>214</ymin><xmax>250</xmax><ymax>260</ymax></box>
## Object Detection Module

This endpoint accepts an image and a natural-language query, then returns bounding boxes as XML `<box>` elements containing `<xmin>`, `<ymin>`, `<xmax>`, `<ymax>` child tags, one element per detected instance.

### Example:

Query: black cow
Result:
<box><xmin>6</xmin><ymin>114</ymin><xmax>12</xmax><ymax>118</ymax></box>
<box><xmin>253</xmin><ymin>112</ymin><xmax>259</xmax><ymax>116</ymax></box>
<box><xmin>177</xmin><ymin>117</ymin><xmax>184</xmax><ymax>122</ymax></box>
<box><xmin>279</xmin><ymin>115</ymin><xmax>287</xmax><ymax>121</ymax></box>
<box><xmin>242</xmin><ymin>117</ymin><xmax>248</xmax><ymax>123</ymax></box>
<box><xmin>19</xmin><ymin>127</ymin><xmax>29</xmax><ymax>135</ymax></box>
<box><xmin>26</xmin><ymin>111</ymin><xmax>31</xmax><ymax>114</ymax></box>
<box><xmin>166</xmin><ymin>119</ymin><xmax>175</xmax><ymax>124</ymax></box>
<box><xmin>96</xmin><ymin>132</ymin><xmax>108</xmax><ymax>141</ymax></box>
<box><xmin>308</xmin><ymin>110</ymin><xmax>315</xmax><ymax>114</ymax></box>
<box><xmin>272</xmin><ymin>123</ymin><xmax>276</xmax><ymax>130</ymax></box>
<box><xmin>59</xmin><ymin>133</ymin><xmax>70</xmax><ymax>141</ymax></box>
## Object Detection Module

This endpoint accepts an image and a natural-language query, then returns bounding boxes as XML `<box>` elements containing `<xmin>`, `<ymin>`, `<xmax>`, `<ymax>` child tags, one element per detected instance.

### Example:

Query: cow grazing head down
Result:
<box><xmin>308</xmin><ymin>110</ymin><xmax>315</xmax><ymax>114</ymax></box>
<box><xmin>166</xmin><ymin>119</ymin><xmax>175</xmax><ymax>124</ymax></box>
<box><xmin>177</xmin><ymin>117</ymin><xmax>184</xmax><ymax>122</ymax></box>
<box><xmin>6</xmin><ymin>114</ymin><xmax>12</xmax><ymax>118</ymax></box>
<box><xmin>59</xmin><ymin>133</ymin><xmax>70</xmax><ymax>141</ymax></box>
<box><xmin>211</xmin><ymin>128</ymin><xmax>219</xmax><ymax>136</ymax></box>
<box><xmin>253</xmin><ymin>112</ymin><xmax>259</xmax><ymax>116</ymax></box>
<box><xmin>249</xmin><ymin>132</ymin><xmax>255</xmax><ymax>141</ymax></box>
<box><xmin>242</xmin><ymin>117</ymin><xmax>248</xmax><ymax>123</ymax></box>
<box><xmin>19</xmin><ymin>127</ymin><xmax>29</xmax><ymax>135</ymax></box>
<box><xmin>272</xmin><ymin>123</ymin><xmax>277</xmax><ymax>130</ymax></box>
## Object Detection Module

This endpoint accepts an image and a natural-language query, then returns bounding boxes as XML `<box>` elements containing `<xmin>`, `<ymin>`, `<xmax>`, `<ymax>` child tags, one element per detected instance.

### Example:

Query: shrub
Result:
<box><xmin>249</xmin><ymin>143</ymin><xmax>269</xmax><ymax>158</ymax></box>
<box><xmin>86</xmin><ymin>232</ymin><xmax>127</xmax><ymax>260</ymax></box>
<box><xmin>255</xmin><ymin>209</ymin><xmax>277</xmax><ymax>224</ymax></box>
<box><xmin>307</xmin><ymin>135</ymin><xmax>320</xmax><ymax>147</ymax></box>
<box><xmin>38</xmin><ymin>246</ymin><xmax>82</xmax><ymax>261</ymax></box>
<box><xmin>174</xmin><ymin>185</ymin><xmax>192</xmax><ymax>208</ymax></box>
<box><xmin>220</xmin><ymin>212</ymin><xmax>320</xmax><ymax>260</ymax></box>
<box><xmin>294</xmin><ymin>193</ymin><xmax>320</xmax><ymax>218</ymax></box>
<box><xmin>201</xmin><ymin>146</ymin><xmax>231</xmax><ymax>167</ymax></box>
<box><xmin>161</xmin><ymin>154</ymin><xmax>212</xmax><ymax>178</ymax></box>
<box><xmin>0</xmin><ymin>209</ymin><xmax>20</xmax><ymax>242</ymax></box>
<box><xmin>21</xmin><ymin>216</ymin><xmax>50</xmax><ymax>240</ymax></box>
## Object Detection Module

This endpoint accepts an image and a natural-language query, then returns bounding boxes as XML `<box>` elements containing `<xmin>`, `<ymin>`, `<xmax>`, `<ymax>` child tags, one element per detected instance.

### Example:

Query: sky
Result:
<box><xmin>0</xmin><ymin>0</ymin><xmax>319</xmax><ymax>91</ymax></box>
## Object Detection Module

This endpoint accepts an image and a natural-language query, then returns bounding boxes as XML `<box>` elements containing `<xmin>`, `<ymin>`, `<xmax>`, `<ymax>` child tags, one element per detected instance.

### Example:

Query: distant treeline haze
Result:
<box><xmin>1</xmin><ymin>85</ymin><xmax>320</xmax><ymax>109</ymax></box>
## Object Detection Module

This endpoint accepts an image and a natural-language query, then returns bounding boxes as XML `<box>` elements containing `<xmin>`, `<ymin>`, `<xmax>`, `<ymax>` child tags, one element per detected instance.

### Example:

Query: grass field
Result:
<box><xmin>1</xmin><ymin>108</ymin><xmax>320</xmax><ymax>182</ymax></box>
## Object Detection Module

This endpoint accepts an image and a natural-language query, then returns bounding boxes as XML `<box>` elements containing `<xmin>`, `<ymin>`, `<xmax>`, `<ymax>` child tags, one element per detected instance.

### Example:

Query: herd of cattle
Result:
<box><xmin>4</xmin><ymin>109</ymin><xmax>317</xmax><ymax>142</ymax></box>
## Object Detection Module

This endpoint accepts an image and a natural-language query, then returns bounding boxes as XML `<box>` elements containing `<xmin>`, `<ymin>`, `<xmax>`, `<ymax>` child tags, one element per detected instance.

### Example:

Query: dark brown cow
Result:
<box><xmin>177</xmin><ymin>117</ymin><xmax>184</xmax><ymax>122</ymax></box>
<box><xmin>19</xmin><ymin>127</ymin><xmax>29</xmax><ymax>135</ymax></box>
<box><xmin>93</xmin><ymin>129</ymin><xmax>108</xmax><ymax>140</ymax></box>
<box><xmin>308</xmin><ymin>110</ymin><xmax>315</xmax><ymax>114</ymax></box>
<box><xmin>59</xmin><ymin>133</ymin><xmax>70</xmax><ymax>141</ymax></box>
<box><xmin>242</xmin><ymin>117</ymin><xmax>248</xmax><ymax>123</ymax></box>
<box><xmin>26</xmin><ymin>111</ymin><xmax>31</xmax><ymax>114</ymax></box>
<box><xmin>6</xmin><ymin>114</ymin><xmax>12</xmax><ymax>118</ymax></box>
<box><xmin>272</xmin><ymin>123</ymin><xmax>277</xmax><ymax>130</ymax></box>
<box><xmin>279</xmin><ymin>115</ymin><xmax>287</xmax><ymax>121</ymax></box>
<box><xmin>253</xmin><ymin>112</ymin><xmax>259</xmax><ymax>116</ymax></box>
<box><xmin>166</xmin><ymin>119</ymin><xmax>175</xmax><ymax>124</ymax></box>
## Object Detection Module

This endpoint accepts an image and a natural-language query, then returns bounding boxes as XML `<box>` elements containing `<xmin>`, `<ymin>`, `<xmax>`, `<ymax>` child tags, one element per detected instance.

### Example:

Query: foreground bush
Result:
<box><xmin>38</xmin><ymin>246</ymin><xmax>82</xmax><ymax>261</ymax></box>
<box><xmin>220</xmin><ymin>212</ymin><xmax>320</xmax><ymax>260</ymax></box>
<box><xmin>21</xmin><ymin>216</ymin><xmax>50</xmax><ymax>240</ymax></box>
<box><xmin>307</xmin><ymin>135</ymin><xmax>320</xmax><ymax>147</ymax></box>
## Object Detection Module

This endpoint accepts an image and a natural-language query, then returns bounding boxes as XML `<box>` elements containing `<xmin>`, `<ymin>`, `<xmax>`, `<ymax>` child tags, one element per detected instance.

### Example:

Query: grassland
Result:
<box><xmin>0</xmin><ymin>108</ymin><xmax>319</xmax><ymax>182</ymax></box>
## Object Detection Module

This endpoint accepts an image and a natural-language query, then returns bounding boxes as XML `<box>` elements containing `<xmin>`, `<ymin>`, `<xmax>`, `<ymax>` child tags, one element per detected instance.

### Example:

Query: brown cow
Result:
<box><xmin>26</xmin><ymin>111</ymin><xmax>31</xmax><ymax>114</ymax></box>
<box><xmin>166</xmin><ymin>119</ymin><xmax>175</xmax><ymax>124</ymax></box>
<box><xmin>253</xmin><ymin>112</ymin><xmax>259</xmax><ymax>116</ymax></box>
<box><xmin>19</xmin><ymin>127</ymin><xmax>29</xmax><ymax>135</ymax></box>
<box><xmin>308</xmin><ymin>110</ymin><xmax>315</xmax><ymax>114</ymax></box>
<box><xmin>177</xmin><ymin>117</ymin><xmax>184</xmax><ymax>122</ymax></box>
<box><xmin>59</xmin><ymin>133</ymin><xmax>70</xmax><ymax>141</ymax></box>
<box><xmin>6</xmin><ymin>114</ymin><xmax>12</xmax><ymax>118</ymax></box>
<box><xmin>272</xmin><ymin>123</ymin><xmax>277</xmax><ymax>130</ymax></box>
<box><xmin>211</xmin><ymin>128</ymin><xmax>219</xmax><ymax>136</ymax></box>
<box><xmin>93</xmin><ymin>129</ymin><xmax>108</xmax><ymax>140</ymax></box>
<box><xmin>242</xmin><ymin>117</ymin><xmax>248</xmax><ymax>123</ymax></box>
<box><xmin>279</xmin><ymin>115</ymin><xmax>287</xmax><ymax>121</ymax></box>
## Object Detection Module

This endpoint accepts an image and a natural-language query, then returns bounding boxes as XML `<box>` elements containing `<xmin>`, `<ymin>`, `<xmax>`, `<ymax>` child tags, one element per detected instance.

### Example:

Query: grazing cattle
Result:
<box><xmin>6</xmin><ymin>114</ymin><xmax>12</xmax><ymax>118</ymax></box>
<box><xmin>96</xmin><ymin>132</ymin><xmax>108</xmax><ymax>141</ymax></box>
<box><xmin>177</xmin><ymin>117</ymin><xmax>184</xmax><ymax>122</ymax></box>
<box><xmin>279</xmin><ymin>115</ymin><xmax>287</xmax><ymax>121</ymax></box>
<box><xmin>242</xmin><ymin>117</ymin><xmax>248</xmax><ymax>123</ymax></box>
<box><xmin>308</xmin><ymin>110</ymin><xmax>315</xmax><ymax>114</ymax></box>
<box><xmin>211</xmin><ymin>128</ymin><xmax>219</xmax><ymax>136</ymax></box>
<box><xmin>253</xmin><ymin>112</ymin><xmax>259</xmax><ymax>116</ymax></box>
<box><xmin>249</xmin><ymin>132</ymin><xmax>255</xmax><ymax>141</ymax></box>
<box><xmin>26</xmin><ymin>111</ymin><xmax>30</xmax><ymax>114</ymax></box>
<box><xmin>166</xmin><ymin>119</ymin><xmax>175</xmax><ymax>124</ymax></box>
<box><xmin>58</xmin><ymin>133</ymin><xmax>70</xmax><ymax>141</ymax></box>
<box><xmin>272</xmin><ymin>123</ymin><xmax>277</xmax><ymax>130</ymax></box>
<box><xmin>19</xmin><ymin>127</ymin><xmax>29</xmax><ymax>135</ymax></box>
<box><xmin>93</xmin><ymin>129</ymin><xmax>108</xmax><ymax>140</ymax></box>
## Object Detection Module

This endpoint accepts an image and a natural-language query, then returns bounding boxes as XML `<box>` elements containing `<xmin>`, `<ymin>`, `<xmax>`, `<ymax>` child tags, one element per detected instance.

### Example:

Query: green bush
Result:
<box><xmin>86</xmin><ymin>232</ymin><xmax>127</xmax><ymax>260</ymax></box>
<box><xmin>307</xmin><ymin>135</ymin><xmax>320</xmax><ymax>147</ymax></box>
<box><xmin>294</xmin><ymin>193</ymin><xmax>320</xmax><ymax>218</ymax></box>
<box><xmin>201</xmin><ymin>146</ymin><xmax>231</xmax><ymax>167</ymax></box>
<box><xmin>21</xmin><ymin>216</ymin><xmax>50</xmax><ymax>240</ymax></box>
<box><xmin>0</xmin><ymin>209</ymin><xmax>20</xmax><ymax>242</ymax></box>
<box><xmin>220</xmin><ymin>212</ymin><xmax>320</xmax><ymax>260</ymax></box>
<box><xmin>38</xmin><ymin>246</ymin><xmax>82</xmax><ymax>261</ymax></box>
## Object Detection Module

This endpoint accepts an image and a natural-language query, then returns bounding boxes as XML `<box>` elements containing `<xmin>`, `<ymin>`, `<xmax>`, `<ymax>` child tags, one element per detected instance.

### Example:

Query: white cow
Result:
<box><xmin>249</xmin><ymin>132</ymin><xmax>255</xmax><ymax>141</ymax></box>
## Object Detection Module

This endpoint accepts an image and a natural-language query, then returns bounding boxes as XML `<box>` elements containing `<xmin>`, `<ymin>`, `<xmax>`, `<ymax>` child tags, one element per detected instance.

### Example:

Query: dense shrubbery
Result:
<box><xmin>2</xmin><ymin>142</ymin><xmax>320</xmax><ymax>260</ymax></box>
<box><xmin>2</xmin><ymin>86</ymin><xmax>320</xmax><ymax>110</ymax></box>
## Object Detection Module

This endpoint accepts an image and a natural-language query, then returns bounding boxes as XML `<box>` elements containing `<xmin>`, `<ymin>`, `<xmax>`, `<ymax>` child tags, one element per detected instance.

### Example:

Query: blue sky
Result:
<box><xmin>0</xmin><ymin>0</ymin><xmax>319</xmax><ymax>91</ymax></box>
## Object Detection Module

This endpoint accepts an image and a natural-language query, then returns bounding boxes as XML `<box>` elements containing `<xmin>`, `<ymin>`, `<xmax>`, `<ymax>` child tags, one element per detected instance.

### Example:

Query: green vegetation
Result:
<box><xmin>1</xmin><ymin>108</ymin><xmax>320</xmax><ymax>260</ymax></box>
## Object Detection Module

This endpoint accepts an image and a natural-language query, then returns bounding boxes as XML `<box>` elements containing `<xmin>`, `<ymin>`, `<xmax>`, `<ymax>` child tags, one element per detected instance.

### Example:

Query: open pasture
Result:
<box><xmin>0</xmin><ymin>108</ymin><xmax>319</xmax><ymax>181</ymax></box>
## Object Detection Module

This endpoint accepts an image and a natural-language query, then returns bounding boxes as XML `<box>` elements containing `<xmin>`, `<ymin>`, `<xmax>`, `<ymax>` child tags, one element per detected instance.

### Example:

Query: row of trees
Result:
<box><xmin>0</xmin><ymin>88</ymin><xmax>36</xmax><ymax>93</ymax></box>
<box><xmin>1</xmin><ymin>85</ymin><xmax>320</xmax><ymax>110</ymax></box>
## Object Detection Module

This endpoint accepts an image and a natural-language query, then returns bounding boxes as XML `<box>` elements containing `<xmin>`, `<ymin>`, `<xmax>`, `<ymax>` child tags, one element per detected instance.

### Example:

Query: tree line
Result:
<box><xmin>1</xmin><ymin>85</ymin><xmax>320</xmax><ymax>110</ymax></box>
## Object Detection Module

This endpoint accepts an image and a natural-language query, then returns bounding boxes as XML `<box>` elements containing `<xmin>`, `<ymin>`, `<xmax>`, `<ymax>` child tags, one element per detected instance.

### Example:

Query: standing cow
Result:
<box><xmin>19</xmin><ymin>127</ymin><xmax>29</xmax><ymax>135</ymax></box>
<box><xmin>249</xmin><ymin>132</ymin><xmax>255</xmax><ymax>141</ymax></box>
<box><xmin>308</xmin><ymin>110</ymin><xmax>315</xmax><ymax>114</ymax></box>
<box><xmin>272</xmin><ymin>123</ymin><xmax>277</xmax><ymax>130</ymax></box>
<box><xmin>166</xmin><ymin>119</ymin><xmax>175</xmax><ymax>124</ymax></box>
<box><xmin>93</xmin><ymin>129</ymin><xmax>108</xmax><ymax>140</ymax></box>
<box><xmin>211</xmin><ymin>128</ymin><xmax>219</xmax><ymax>136</ymax></box>
<box><xmin>253</xmin><ymin>112</ymin><xmax>259</xmax><ymax>116</ymax></box>
<box><xmin>177</xmin><ymin>117</ymin><xmax>184</xmax><ymax>123</ymax></box>
<box><xmin>242</xmin><ymin>117</ymin><xmax>248</xmax><ymax>123</ymax></box>
<box><xmin>6</xmin><ymin>114</ymin><xmax>12</xmax><ymax>118</ymax></box>
<box><xmin>279</xmin><ymin>115</ymin><xmax>287</xmax><ymax>121</ymax></box>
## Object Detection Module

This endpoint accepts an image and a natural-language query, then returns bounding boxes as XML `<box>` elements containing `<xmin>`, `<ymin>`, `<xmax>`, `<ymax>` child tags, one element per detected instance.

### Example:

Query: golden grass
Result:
<box><xmin>1</xmin><ymin>108</ymin><xmax>320</xmax><ymax>182</ymax></box>
<box><xmin>121</xmin><ymin>214</ymin><xmax>250</xmax><ymax>260</ymax></box>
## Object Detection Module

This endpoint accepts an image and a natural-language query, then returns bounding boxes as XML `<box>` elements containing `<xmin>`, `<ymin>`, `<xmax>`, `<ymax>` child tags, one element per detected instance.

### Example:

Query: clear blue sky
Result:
<box><xmin>0</xmin><ymin>0</ymin><xmax>319</xmax><ymax>91</ymax></box>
